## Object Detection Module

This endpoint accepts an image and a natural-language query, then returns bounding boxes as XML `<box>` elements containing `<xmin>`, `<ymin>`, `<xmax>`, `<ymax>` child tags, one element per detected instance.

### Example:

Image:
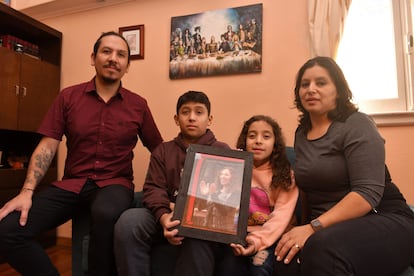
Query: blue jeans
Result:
<box><xmin>175</xmin><ymin>237</ymin><xmax>248</xmax><ymax>276</ymax></box>
<box><xmin>249</xmin><ymin>244</ymin><xmax>276</xmax><ymax>276</ymax></box>
<box><xmin>114</xmin><ymin>207</ymin><xmax>177</xmax><ymax>276</ymax></box>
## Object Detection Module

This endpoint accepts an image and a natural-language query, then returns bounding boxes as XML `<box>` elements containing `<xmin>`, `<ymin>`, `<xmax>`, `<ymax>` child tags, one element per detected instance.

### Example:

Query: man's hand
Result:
<box><xmin>0</xmin><ymin>189</ymin><xmax>33</xmax><ymax>226</ymax></box>
<box><xmin>159</xmin><ymin>212</ymin><xmax>184</xmax><ymax>245</ymax></box>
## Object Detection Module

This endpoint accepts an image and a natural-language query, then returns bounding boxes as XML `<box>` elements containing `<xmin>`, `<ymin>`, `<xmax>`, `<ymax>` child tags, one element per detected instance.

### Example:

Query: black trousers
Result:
<box><xmin>175</xmin><ymin>238</ymin><xmax>248</xmax><ymax>276</ymax></box>
<box><xmin>0</xmin><ymin>179</ymin><xmax>133</xmax><ymax>276</ymax></box>
<box><xmin>275</xmin><ymin>211</ymin><xmax>414</xmax><ymax>276</ymax></box>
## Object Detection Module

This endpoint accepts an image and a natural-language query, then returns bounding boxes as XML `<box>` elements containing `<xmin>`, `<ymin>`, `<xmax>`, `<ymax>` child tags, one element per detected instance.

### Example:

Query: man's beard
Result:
<box><xmin>101</xmin><ymin>75</ymin><xmax>118</xmax><ymax>84</ymax></box>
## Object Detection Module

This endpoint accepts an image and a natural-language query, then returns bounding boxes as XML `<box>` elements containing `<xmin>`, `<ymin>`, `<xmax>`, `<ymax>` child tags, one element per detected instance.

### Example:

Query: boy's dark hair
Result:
<box><xmin>93</xmin><ymin>31</ymin><xmax>131</xmax><ymax>64</ymax></box>
<box><xmin>176</xmin><ymin>91</ymin><xmax>211</xmax><ymax>115</ymax></box>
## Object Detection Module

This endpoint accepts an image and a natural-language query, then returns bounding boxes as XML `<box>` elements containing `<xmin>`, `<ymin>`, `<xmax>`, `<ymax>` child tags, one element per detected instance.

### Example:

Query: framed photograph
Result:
<box><xmin>119</xmin><ymin>24</ymin><xmax>144</xmax><ymax>60</ymax></box>
<box><xmin>173</xmin><ymin>144</ymin><xmax>253</xmax><ymax>245</ymax></box>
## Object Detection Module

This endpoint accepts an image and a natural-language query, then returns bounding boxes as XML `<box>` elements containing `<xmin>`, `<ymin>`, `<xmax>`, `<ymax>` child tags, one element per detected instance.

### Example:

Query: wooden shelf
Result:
<box><xmin>0</xmin><ymin>3</ymin><xmax>62</xmax><ymax>65</ymax></box>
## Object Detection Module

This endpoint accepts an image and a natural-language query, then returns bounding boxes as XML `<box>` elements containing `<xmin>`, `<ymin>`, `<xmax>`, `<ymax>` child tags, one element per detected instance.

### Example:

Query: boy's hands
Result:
<box><xmin>159</xmin><ymin>212</ymin><xmax>184</xmax><ymax>245</ymax></box>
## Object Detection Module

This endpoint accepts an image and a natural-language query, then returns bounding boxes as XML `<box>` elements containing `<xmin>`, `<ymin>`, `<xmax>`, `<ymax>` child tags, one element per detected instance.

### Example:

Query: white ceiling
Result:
<box><xmin>16</xmin><ymin>0</ymin><xmax>136</xmax><ymax>20</ymax></box>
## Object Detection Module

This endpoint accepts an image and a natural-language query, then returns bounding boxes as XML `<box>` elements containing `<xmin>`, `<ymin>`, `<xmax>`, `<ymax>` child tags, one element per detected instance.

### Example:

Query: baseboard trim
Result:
<box><xmin>56</xmin><ymin>237</ymin><xmax>72</xmax><ymax>248</ymax></box>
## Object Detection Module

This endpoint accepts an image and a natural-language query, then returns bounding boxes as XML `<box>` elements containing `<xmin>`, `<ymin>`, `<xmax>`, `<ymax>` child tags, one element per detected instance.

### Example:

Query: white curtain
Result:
<box><xmin>308</xmin><ymin>0</ymin><xmax>352</xmax><ymax>58</ymax></box>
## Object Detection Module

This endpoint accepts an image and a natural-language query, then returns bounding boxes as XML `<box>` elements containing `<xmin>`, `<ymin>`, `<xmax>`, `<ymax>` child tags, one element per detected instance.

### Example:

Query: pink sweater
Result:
<box><xmin>247</xmin><ymin>162</ymin><xmax>298</xmax><ymax>251</ymax></box>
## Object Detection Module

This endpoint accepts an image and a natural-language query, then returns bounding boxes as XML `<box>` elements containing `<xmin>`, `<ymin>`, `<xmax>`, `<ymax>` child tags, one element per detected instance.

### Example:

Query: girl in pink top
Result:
<box><xmin>231</xmin><ymin>115</ymin><xmax>298</xmax><ymax>276</ymax></box>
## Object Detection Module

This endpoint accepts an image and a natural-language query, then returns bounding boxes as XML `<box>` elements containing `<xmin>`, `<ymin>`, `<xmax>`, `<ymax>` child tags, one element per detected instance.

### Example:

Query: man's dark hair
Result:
<box><xmin>176</xmin><ymin>91</ymin><xmax>211</xmax><ymax>115</ymax></box>
<box><xmin>93</xmin><ymin>31</ymin><xmax>131</xmax><ymax>64</ymax></box>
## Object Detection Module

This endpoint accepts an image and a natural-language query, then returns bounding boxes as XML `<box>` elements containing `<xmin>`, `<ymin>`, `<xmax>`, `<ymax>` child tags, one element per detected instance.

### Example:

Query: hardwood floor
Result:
<box><xmin>0</xmin><ymin>238</ymin><xmax>72</xmax><ymax>276</ymax></box>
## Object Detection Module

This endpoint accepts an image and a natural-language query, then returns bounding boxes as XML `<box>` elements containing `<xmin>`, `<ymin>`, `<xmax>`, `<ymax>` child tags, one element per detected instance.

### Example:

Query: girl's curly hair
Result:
<box><xmin>236</xmin><ymin>115</ymin><xmax>292</xmax><ymax>190</ymax></box>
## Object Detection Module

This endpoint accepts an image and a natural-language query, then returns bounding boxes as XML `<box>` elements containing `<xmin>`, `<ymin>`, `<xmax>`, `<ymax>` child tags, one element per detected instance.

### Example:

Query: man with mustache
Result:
<box><xmin>0</xmin><ymin>31</ymin><xmax>163</xmax><ymax>276</ymax></box>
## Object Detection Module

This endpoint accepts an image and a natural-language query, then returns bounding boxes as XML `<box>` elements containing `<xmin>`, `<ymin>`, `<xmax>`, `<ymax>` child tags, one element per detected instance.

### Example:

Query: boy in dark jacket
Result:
<box><xmin>114</xmin><ymin>91</ymin><xmax>229</xmax><ymax>275</ymax></box>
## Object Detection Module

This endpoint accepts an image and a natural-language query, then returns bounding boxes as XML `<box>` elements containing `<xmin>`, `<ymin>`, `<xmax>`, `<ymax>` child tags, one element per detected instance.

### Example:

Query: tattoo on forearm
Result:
<box><xmin>35</xmin><ymin>147</ymin><xmax>54</xmax><ymax>170</ymax></box>
<box><xmin>30</xmin><ymin>147</ymin><xmax>55</xmax><ymax>184</ymax></box>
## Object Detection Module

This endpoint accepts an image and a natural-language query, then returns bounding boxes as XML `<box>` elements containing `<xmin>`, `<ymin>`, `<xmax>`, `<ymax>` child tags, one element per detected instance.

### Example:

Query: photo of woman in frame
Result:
<box><xmin>182</xmin><ymin>154</ymin><xmax>244</xmax><ymax>234</ymax></box>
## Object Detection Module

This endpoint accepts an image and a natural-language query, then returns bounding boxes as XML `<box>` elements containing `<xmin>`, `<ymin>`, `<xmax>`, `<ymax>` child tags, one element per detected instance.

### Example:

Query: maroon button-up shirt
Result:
<box><xmin>38</xmin><ymin>78</ymin><xmax>163</xmax><ymax>193</ymax></box>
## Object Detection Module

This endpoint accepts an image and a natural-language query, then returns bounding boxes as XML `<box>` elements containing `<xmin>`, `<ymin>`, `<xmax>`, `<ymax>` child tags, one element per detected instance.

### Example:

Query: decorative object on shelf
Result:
<box><xmin>172</xmin><ymin>144</ymin><xmax>253</xmax><ymax>246</ymax></box>
<box><xmin>14</xmin><ymin>43</ymin><xmax>23</xmax><ymax>52</ymax></box>
<box><xmin>7</xmin><ymin>153</ymin><xmax>28</xmax><ymax>169</ymax></box>
<box><xmin>119</xmin><ymin>24</ymin><xmax>144</xmax><ymax>60</ymax></box>
<box><xmin>169</xmin><ymin>3</ymin><xmax>263</xmax><ymax>79</ymax></box>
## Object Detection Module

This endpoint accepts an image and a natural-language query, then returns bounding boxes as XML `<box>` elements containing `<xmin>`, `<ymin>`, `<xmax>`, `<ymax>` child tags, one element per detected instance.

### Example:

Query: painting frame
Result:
<box><xmin>172</xmin><ymin>144</ymin><xmax>253</xmax><ymax>246</ymax></box>
<box><xmin>119</xmin><ymin>24</ymin><xmax>144</xmax><ymax>60</ymax></box>
<box><xmin>169</xmin><ymin>3</ymin><xmax>263</xmax><ymax>79</ymax></box>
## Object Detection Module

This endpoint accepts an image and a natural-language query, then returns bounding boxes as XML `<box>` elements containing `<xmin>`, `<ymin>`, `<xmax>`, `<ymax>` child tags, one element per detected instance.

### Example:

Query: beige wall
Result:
<box><xmin>38</xmin><ymin>0</ymin><xmax>414</xmax><ymax>237</ymax></box>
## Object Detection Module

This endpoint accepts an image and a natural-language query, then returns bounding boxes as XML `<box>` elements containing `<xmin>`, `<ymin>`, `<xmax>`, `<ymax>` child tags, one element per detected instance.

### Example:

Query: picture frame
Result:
<box><xmin>119</xmin><ymin>24</ymin><xmax>144</xmax><ymax>60</ymax></box>
<box><xmin>169</xmin><ymin>3</ymin><xmax>263</xmax><ymax>79</ymax></box>
<box><xmin>173</xmin><ymin>144</ymin><xmax>253</xmax><ymax>246</ymax></box>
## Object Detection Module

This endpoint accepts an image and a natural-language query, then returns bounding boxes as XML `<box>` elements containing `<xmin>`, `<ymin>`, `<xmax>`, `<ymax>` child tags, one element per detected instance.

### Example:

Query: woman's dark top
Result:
<box><xmin>294</xmin><ymin>112</ymin><xmax>414</xmax><ymax>220</ymax></box>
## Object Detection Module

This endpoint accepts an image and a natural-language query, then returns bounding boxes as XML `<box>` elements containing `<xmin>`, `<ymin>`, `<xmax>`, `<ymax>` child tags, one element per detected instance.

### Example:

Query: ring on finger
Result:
<box><xmin>294</xmin><ymin>244</ymin><xmax>300</xmax><ymax>249</ymax></box>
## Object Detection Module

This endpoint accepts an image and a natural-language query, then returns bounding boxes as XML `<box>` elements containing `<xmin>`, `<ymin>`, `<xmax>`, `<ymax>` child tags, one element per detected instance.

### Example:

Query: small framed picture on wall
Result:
<box><xmin>119</xmin><ymin>24</ymin><xmax>144</xmax><ymax>60</ymax></box>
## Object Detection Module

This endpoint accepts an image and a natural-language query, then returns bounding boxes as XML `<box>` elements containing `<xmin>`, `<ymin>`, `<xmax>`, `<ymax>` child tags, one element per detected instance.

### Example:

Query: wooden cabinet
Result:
<box><xmin>0</xmin><ymin>3</ymin><xmax>62</xmax><ymax>252</ymax></box>
<box><xmin>0</xmin><ymin>47</ymin><xmax>60</xmax><ymax>132</ymax></box>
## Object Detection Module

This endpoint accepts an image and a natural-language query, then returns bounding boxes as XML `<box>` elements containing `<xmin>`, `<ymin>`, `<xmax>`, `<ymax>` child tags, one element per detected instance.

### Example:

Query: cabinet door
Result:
<box><xmin>0</xmin><ymin>47</ymin><xmax>20</xmax><ymax>130</ymax></box>
<box><xmin>18</xmin><ymin>54</ymin><xmax>60</xmax><ymax>132</ymax></box>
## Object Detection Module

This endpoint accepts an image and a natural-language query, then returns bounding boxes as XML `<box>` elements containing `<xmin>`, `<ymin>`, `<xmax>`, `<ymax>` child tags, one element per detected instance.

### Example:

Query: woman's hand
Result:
<box><xmin>275</xmin><ymin>224</ymin><xmax>314</xmax><ymax>264</ymax></box>
<box><xmin>200</xmin><ymin>181</ymin><xmax>217</xmax><ymax>195</ymax></box>
<box><xmin>159</xmin><ymin>212</ymin><xmax>184</xmax><ymax>245</ymax></box>
<box><xmin>199</xmin><ymin>180</ymin><xmax>209</xmax><ymax>195</ymax></box>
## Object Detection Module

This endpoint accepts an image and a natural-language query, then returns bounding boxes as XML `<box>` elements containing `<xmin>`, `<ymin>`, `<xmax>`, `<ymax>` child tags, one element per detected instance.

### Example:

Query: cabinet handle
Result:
<box><xmin>22</xmin><ymin>87</ymin><xmax>27</xmax><ymax>97</ymax></box>
<box><xmin>15</xmin><ymin>85</ymin><xmax>19</xmax><ymax>96</ymax></box>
